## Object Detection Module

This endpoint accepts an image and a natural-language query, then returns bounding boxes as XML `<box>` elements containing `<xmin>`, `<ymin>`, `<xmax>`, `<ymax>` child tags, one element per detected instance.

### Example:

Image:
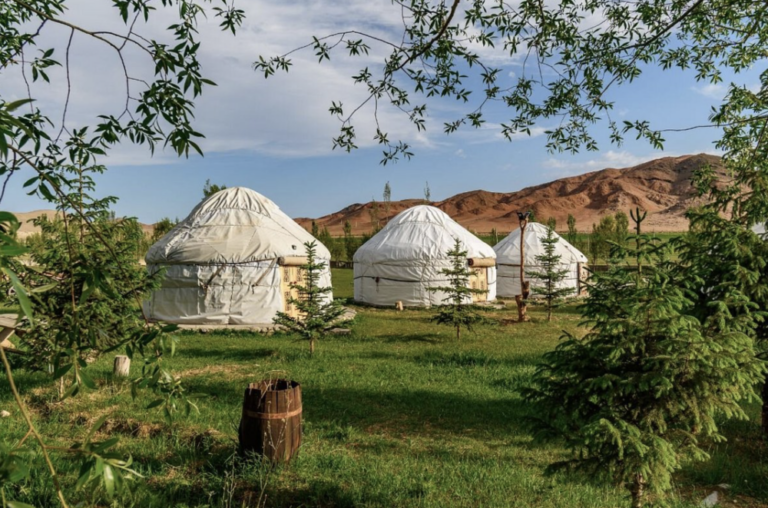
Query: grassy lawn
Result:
<box><xmin>0</xmin><ymin>269</ymin><xmax>765</xmax><ymax>507</ymax></box>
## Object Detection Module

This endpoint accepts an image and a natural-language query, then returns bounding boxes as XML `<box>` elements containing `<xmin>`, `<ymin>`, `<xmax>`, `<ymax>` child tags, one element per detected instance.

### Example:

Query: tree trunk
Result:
<box><xmin>516</xmin><ymin>281</ymin><xmax>530</xmax><ymax>322</ymax></box>
<box><xmin>629</xmin><ymin>474</ymin><xmax>645</xmax><ymax>508</ymax></box>
<box><xmin>547</xmin><ymin>304</ymin><xmax>552</xmax><ymax>322</ymax></box>
<box><xmin>456</xmin><ymin>325</ymin><xmax>461</xmax><ymax>341</ymax></box>
<box><xmin>762</xmin><ymin>377</ymin><xmax>768</xmax><ymax>437</ymax></box>
<box><xmin>113</xmin><ymin>355</ymin><xmax>131</xmax><ymax>378</ymax></box>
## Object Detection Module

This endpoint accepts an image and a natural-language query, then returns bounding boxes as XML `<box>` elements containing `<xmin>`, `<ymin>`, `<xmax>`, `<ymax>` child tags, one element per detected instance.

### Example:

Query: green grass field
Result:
<box><xmin>0</xmin><ymin>269</ymin><xmax>765</xmax><ymax>507</ymax></box>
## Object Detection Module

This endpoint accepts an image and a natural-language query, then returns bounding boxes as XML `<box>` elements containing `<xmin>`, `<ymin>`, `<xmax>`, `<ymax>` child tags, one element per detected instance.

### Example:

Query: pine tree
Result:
<box><xmin>272</xmin><ymin>242</ymin><xmax>345</xmax><ymax>355</ymax></box>
<box><xmin>524</xmin><ymin>221</ymin><xmax>765</xmax><ymax>508</ymax></box>
<box><xmin>526</xmin><ymin>225</ymin><xmax>574</xmax><ymax>321</ymax></box>
<box><xmin>677</xmin><ymin>209</ymin><xmax>768</xmax><ymax>436</ymax></box>
<box><xmin>428</xmin><ymin>238</ymin><xmax>486</xmax><ymax>340</ymax></box>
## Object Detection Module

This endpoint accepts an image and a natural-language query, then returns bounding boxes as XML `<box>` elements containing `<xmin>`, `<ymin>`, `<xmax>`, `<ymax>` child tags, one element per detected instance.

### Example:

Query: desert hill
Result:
<box><xmin>12</xmin><ymin>154</ymin><xmax>725</xmax><ymax>238</ymax></box>
<box><xmin>296</xmin><ymin>154</ymin><xmax>726</xmax><ymax>234</ymax></box>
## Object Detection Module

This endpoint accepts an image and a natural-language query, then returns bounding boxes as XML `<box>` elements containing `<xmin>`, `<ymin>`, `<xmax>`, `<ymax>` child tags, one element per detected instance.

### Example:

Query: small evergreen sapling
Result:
<box><xmin>524</xmin><ymin>224</ymin><xmax>765</xmax><ymax>507</ymax></box>
<box><xmin>273</xmin><ymin>241</ymin><xmax>345</xmax><ymax>355</ymax></box>
<box><xmin>527</xmin><ymin>225</ymin><xmax>574</xmax><ymax>321</ymax></box>
<box><xmin>428</xmin><ymin>238</ymin><xmax>486</xmax><ymax>340</ymax></box>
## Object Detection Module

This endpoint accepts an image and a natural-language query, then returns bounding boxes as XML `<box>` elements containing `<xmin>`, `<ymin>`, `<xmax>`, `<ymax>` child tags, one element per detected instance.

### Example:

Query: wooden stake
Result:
<box><xmin>516</xmin><ymin>213</ymin><xmax>531</xmax><ymax>322</ymax></box>
<box><xmin>113</xmin><ymin>355</ymin><xmax>131</xmax><ymax>378</ymax></box>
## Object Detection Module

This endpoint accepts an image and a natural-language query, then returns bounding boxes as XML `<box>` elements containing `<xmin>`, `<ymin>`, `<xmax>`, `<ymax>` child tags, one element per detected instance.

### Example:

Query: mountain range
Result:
<box><xmin>13</xmin><ymin>153</ymin><xmax>725</xmax><ymax>238</ymax></box>
<box><xmin>295</xmin><ymin>153</ymin><xmax>725</xmax><ymax>234</ymax></box>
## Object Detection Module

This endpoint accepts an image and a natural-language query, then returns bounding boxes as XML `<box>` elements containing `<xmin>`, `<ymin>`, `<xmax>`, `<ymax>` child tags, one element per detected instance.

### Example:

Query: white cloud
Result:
<box><xmin>1</xmin><ymin>0</ymin><xmax>446</xmax><ymax>165</ymax></box>
<box><xmin>454</xmin><ymin>148</ymin><xmax>466</xmax><ymax>158</ymax></box>
<box><xmin>692</xmin><ymin>83</ymin><xmax>727</xmax><ymax>99</ymax></box>
<box><xmin>543</xmin><ymin>150</ymin><xmax>678</xmax><ymax>173</ymax></box>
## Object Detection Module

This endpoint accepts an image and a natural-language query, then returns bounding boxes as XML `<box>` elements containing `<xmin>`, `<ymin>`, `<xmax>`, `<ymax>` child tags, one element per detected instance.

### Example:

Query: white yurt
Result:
<box><xmin>494</xmin><ymin>222</ymin><xmax>588</xmax><ymax>298</ymax></box>
<box><xmin>353</xmin><ymin>205</ymin><xmax>496</xmax><ymax>307</ymax></box>
<box><xmin>144</xmin><ymin>187</ymin><xmax>332</xmax><ymax>325</ymax></box>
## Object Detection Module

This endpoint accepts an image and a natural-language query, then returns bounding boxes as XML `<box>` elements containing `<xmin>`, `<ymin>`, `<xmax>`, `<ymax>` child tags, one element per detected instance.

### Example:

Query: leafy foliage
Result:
<box><xmin>151</xmin><ymin>217</ymin><xmax>178</xmax><ymax>243</ymax></box>
<box><xmin>0</xmin><ymin>1</ymin><xmax>244</xmax><ymax>504</ymax></box>
<box><xmin>428</xmin><ymin>238</ymin><xmax>486</xmax><ymax>340</ymax></box>
<box><xmin>273</xmin><ymin>241</ymin><xmax>346</xmax><ymax>355</ymax></box>
<box><xmin>566</xmin><ymin>214</ymin><xmax>578</xmax><ymax>246</ymax></box>
<box><xmin>526</xmin><ymin>225</ymin><xmax>575</xmax><ymax>321</ymax></box>
<box><xmin>202</xmin><ymin>179</ymin><xmax>227</xmax><ymax>198</ymax></box>
<box><xmin>255</xmin><ymin>0</ymin><xmax>767</xmax><ymax>162</ymax></box>
<box><xmin>525</xmin><ymin>231</ymin><xmax>766</xmax><ymax>507</ymax></box>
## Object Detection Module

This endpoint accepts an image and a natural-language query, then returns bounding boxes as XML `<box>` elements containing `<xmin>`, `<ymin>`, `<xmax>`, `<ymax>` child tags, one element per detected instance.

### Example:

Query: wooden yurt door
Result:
<box><xmin>279</xmin><ymin>257</ymin><xmax>309</xmax><ymax>318</ymax></box>
<box><xmin>469</xmin><ymin>267</ymin><xmax>488</xmax><ymax>303</ymax></box>
<box><xmin>468</xmin><ymin>258</ymin><xmax>494</xmax><ymax>303</ymax></box>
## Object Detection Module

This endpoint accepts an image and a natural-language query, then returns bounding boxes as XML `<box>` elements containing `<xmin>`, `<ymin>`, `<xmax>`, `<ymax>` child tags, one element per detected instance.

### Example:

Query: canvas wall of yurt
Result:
<box><xmin>494</xmin><ymin>222</ymin><xmax>588</xmax><ymax>298</ymax></box>
<box><xmin>144</xmin><ymin>187</ymin><xmax>332</xmax><ymax>325</ymax></box>
<box><xmin>353</xmin><ymin>205</ymin><xmax>496</xmax><ymax>307</ymax></box>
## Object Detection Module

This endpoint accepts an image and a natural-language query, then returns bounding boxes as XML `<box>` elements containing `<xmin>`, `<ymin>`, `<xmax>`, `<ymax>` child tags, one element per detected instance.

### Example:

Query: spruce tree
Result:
<box><xmin>526</xmin><ymin>225</ymin><xmax>574</xmax><ymax>321</ymax></box>
<box><xmin>273</xmin><ymin>241</ymin><xmax>345</xmax><ymax>355</ymax></box>
<box><xmin>524</xmin><ymin>225</ymin><xmax>765</xmax><ymax>507</ymax></box>
<box><xmin>428</xmin><ymin>238</ymin><xmax>486</xmax><ymax>340</ymax></box>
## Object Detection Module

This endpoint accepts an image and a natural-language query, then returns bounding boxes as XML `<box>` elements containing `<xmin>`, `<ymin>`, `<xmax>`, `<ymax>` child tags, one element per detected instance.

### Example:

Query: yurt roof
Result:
<box><xmin>146</xmin><ymin>187</ymin><xmax>329</xmax><ymax>264</ymax></box>
<box><xmin>494</xmin><ymin>222</ymin><xmax>587</xmax><ymax>265</ymax></box>
<box><xmin>353</xmin><ymin>205</ymin><xmax>495</xmax><ymax>264</ymax></box>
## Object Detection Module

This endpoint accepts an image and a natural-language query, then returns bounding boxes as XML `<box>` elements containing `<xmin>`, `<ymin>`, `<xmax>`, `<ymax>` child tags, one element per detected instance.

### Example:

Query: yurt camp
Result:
<box><xmin>353</xmin><ymin>205</ymin><xmax>496</xmax><ymax>307</ymax></box>
<box><xmin>144</xmin><ymin>187</ymin><xmax>331</xmax><ymax>325</ymax></box>
<box><xmin>494</xmin><ymin>222</ymin><xmax>588</xmax><ymax>298</ymax></box>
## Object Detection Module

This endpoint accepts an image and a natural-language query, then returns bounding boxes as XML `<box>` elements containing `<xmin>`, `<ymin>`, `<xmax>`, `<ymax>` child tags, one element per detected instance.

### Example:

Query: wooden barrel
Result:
<box><xmin>238</xmin><ymin>379</ymin><xmax>302</xmax><ymax>462</ymax></box>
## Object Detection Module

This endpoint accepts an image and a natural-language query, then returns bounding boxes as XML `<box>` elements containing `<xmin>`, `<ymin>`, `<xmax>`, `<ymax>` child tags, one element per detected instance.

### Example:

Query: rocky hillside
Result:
<box><xmin>296</xmin><ymin>154</ymin><xmax>726</xmax><ymax>234</ymax></box>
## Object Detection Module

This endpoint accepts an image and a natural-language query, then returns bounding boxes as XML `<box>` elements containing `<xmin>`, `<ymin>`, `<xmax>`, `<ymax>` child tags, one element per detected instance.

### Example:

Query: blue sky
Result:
<box><xmin>1</xmin><ymin>0</ymin><xmax>755</xmax><ymax>223</ymax></box>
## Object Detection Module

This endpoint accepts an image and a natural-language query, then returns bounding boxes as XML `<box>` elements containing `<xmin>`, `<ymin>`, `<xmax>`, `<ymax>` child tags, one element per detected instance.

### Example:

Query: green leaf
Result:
<box><xmin>103</xmin><ymin>464</ymin><xmax>115</xmax><ymax>497</ymax></box>
<box><xmin>86</xmin><ymin>415</ymin><xmax>110</xmax><ymax>444</ymax></box>
<box><xmin>52</xmin><ymin>363</ymin><xmax>73</xmax><ymax>380</ymax></box>
<box><xmin>7</xmin><ymin>501</ymin><xmax>36</xmax><ymax>508</ymax></box>
<box><xmin>146</xmin><ymin>399</ymin><xmax>164</xmax><ymax>409</ymax></box>
<box><xmin>3</xmin><ymin>267</ymin><xmax>33</xmax><ymax>324</ymax></box>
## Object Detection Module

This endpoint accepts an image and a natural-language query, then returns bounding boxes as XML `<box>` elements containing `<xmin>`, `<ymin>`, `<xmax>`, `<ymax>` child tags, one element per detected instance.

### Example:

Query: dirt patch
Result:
<box><xmin>101</xmin><ymin>417</ymin><xmax>164</xmax><ymax>439</ymax></box>
<box><xmin>178</xmin><ymin>364</ymin><xmax>253</xmax><ymax>378</ymax></box>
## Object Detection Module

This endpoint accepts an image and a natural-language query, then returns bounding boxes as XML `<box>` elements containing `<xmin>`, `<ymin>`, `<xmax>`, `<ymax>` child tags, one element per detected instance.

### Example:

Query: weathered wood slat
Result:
<box><xmin>238</xmin><ymin>379</ymin><xmax>302</xmax><ymax>462</ymax></box>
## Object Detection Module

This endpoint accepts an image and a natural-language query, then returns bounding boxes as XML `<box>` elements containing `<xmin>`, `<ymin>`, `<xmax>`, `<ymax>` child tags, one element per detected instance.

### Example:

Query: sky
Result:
<box><xmin>1</xmin><ymin>0</ymin><xmax>759</xmax><ymax>223</ymax></box>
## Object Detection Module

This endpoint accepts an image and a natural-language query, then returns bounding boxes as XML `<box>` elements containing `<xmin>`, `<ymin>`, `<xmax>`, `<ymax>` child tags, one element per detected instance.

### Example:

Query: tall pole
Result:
<box><xmin>515</xmin><ymin>211</ymin><xmax>531</xmax><ymax>322</ymax></box>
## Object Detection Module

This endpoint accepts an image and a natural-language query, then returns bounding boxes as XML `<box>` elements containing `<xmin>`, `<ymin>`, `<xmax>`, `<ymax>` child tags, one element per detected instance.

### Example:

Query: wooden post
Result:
<box><xmin>515</xmin><ymin>212</ymin><xmax>531</xmax><ymax>322</ymax></box>
<box><xmin>113</xmin><ymin>355</ymin><xmax>131</xmax><ymax>378</ymax></box>
<box><xmin>395</xmin><ymin>301</ymin><xmax>404</xmax><ymax>311</ymax></box>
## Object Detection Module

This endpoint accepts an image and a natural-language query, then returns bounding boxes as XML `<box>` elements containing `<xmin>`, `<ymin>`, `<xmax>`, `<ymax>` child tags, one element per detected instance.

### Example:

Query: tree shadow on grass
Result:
<box><xmin>188</xmin><ymin>377</ymin><xmax>534</xmax><ymax>438</ymax></box>
<box><xmin>180</xmin><ymin>346</ymin><xmax>282</xmax><ymax>363</ymax></box>
<box><xmin>412</xmin><ymin>350</ymin><xmax>543</xmax><ymax>370</ymax></box>
<box><xmin>265</xmin><ymin>481</ymin><xmax>367</xmax><ymax>508</ymax></box>
<box><xmin>379</xmin><ymin>333</ymin><xmax>443</xmax><ymax>344</ymax></box>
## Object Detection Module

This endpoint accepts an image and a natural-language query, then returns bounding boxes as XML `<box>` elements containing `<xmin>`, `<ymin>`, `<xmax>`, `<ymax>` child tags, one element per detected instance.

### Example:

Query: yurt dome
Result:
<box><xmin>353</xmin><ymin>205</ymin><xmax>496</xmax><ymax>307</ymax></box>
<box><xmin>494</xmin><ymin>222</ymin><xmax>587</xmax><ymax>298</ymax></box>
<box><xmin>144</xmin><ymin>187</ymin><xmax>332</xmax><ymax>325</ymax></box>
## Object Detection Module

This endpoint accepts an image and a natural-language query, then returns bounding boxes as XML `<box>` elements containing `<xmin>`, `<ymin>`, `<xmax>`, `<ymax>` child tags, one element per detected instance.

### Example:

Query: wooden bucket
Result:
<box><xmin>238</xmin><ymin>379</ymin><xmax>302</xmax><ymax>462</ymax></box>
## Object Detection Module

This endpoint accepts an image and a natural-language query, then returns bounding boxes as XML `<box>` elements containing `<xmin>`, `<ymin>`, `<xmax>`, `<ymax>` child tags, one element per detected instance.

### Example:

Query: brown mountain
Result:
<box><xmin>295</xmin><ymin>154</ymin><xmax>726</xmax><ymax>234</ymax></box>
